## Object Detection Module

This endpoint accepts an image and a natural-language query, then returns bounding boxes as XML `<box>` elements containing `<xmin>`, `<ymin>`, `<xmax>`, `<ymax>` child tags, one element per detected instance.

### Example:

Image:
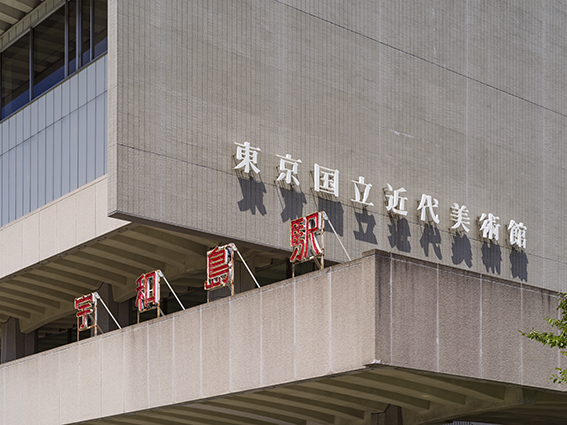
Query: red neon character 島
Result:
<box><xmin>205</xmin><ymin>244</ymin><xmax>235</xmax><ymax>291</ymax></box>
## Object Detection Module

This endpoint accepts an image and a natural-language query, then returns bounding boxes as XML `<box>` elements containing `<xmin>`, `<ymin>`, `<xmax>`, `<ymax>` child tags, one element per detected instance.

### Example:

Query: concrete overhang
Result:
<box><xmin>72</xmin><ymin>372</ymin><xmax>567</xmax><ymax>425</ymax></box>
<box><xmin>0</xmin><ymin>176</ymin><xmax>289</xmax><ymax>336</ymax></box>
<box><xmin>0</xmin><ymin>0</ymin><xmax>44</xmax><ymax>36</ymax></box>
<box><xmin>1</xmin><ymin>251</ymin><xmax>566</xmax><ymax>425</ymax></box>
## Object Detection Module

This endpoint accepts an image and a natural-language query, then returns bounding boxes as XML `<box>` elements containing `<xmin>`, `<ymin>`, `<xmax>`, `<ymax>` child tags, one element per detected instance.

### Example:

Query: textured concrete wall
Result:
<box><xmin>0</xmin><ymin>251</ymin><xmax>563</xmax><ymax>424</ymax></box>
<box><xmin>373</xmin><ymin>250</ymin><xmax>563</xmax><ymax>390</ymax></box>
<box><xmin>108</xmin><ymin>0</ymin><xmax>567</xmax><ymax>293</ymax></box>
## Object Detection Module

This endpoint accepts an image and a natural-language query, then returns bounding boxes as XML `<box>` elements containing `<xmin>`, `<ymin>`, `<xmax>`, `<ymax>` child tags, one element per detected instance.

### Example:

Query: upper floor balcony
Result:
<box><xmin>0</xmin><ymin>0</ymin><xmax>108</xmax><ymax>227</ymax></box>
<box><xmin>1</xmin><ymin>0</ymin><xmax>107</xmax><ymax>120</ymax></box>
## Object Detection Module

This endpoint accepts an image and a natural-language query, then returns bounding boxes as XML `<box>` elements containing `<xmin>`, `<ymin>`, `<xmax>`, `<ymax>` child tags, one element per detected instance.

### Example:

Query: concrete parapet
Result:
<box><xmin>0</xmin><ymin>251</ymin><xmax>564</xmax><ymax>424</ymax></box>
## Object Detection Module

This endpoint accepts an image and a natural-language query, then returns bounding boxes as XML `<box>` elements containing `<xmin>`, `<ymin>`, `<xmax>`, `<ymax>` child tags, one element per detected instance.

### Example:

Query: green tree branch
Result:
<box><xmin>521</xmin><ymin>293</ymin><xmax>567</xmax><ymax>384</ymax></box>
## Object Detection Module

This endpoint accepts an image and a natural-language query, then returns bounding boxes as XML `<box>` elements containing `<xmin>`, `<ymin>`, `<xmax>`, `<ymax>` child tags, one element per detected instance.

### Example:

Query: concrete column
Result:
<box><xmin>372</xmin><ymin>406</ymin><xmax>403</xmax><ymax>425</ymax></box>
<box><xmin>0</xmin><ymin>317</ymin><xmax>37</xmax><ymax>363</ymax></box>
<box><xmin>24</xmin><ymin>330</ymin><xmax>38</xmax><ymax>357</ymax></box>
<box><xmin>237</xmin><ymin>255</ymin><xmax>256</xmax><ymax>292</ymax></box>
<box><xmin>208</xmin><ymin>284</ymin><xmax>232</xmax><ymax>302</ymax></box>
<box><xmin>97</xmin><ymin>283</ymin><xmax>131</xmax><ymax>333</ymax></box>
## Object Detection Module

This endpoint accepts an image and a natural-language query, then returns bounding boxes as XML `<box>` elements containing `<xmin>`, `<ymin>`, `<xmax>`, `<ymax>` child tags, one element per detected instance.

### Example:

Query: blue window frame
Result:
<box><xmin>0</xmin><ymin>0</ymin><xmax>107</xmax><ymax>120</ymax></box>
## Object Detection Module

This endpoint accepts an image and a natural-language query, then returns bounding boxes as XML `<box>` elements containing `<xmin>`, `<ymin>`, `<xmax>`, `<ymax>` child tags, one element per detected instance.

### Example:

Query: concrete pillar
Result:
<box><xmin>372</xmin><ymin>406</ymin><xmax>403</xmax><ymax>425</ymax></box>
<box><xmin>24</xmin><ymin>330</ymin><xmax>38</xmax><ymax>357</ymax></box>
<box><xmin>97</xmin><ymin>283</ymin><xmax>131</xmax><ymax>333</ymax></box>
<box><xmin>236</xmin><ymin>256</ymin><xmax>256</xmax><ymax>292</ymax></box>
<box><xmin>208</xmin><ymin>283</ymin><xmax>232</xmax><ymax>302</ymax></box>
<box><xmin>1</xmin><ymin>317</ymin><xmax>37</xmax><ymax>364</ymax></box>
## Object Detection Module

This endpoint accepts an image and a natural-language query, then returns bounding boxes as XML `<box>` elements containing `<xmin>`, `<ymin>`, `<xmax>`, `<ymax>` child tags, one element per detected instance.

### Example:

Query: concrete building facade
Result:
<box><xmin>0</xmin><ymin>1</ymin><xmax>566</xmax><ymax>424</ymax></box>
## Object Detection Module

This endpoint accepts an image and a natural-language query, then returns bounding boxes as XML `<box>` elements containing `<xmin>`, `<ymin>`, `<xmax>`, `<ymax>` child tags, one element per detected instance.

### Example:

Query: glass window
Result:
<box><xmin>0</xmin><ymin>0</ymin><xmax>107</xmax><ymax>120</ymax></box>
<box><xmin>68</xmin><ymin>0</ymin><xmax>77</xmax><ymax>74</ymax></box>
<box><xmin>2</xmin><ymin>34</ymin><xmax>30</xmax><ymax>119</ymax></box>
<box><xmin>93</xmin><ymin>0</ymin><xmax>107</xmax><ymax>59</ymax></box>
<box><xmin>34</xmin><ymin>7</ymin><xmax>66</xmax><ymax>98</ymax></box>
<box><xmin>81</xmin><ymin>0</ymin><xmax>91</xmax><ymax>66</ymax></box>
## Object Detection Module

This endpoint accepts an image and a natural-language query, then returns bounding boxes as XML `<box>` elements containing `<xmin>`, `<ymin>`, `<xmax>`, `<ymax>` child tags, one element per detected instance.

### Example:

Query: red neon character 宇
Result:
<box><xmin>74</xmin><ymin>293</ymin><xmax>96</xmax><ymax>331</ymax></box>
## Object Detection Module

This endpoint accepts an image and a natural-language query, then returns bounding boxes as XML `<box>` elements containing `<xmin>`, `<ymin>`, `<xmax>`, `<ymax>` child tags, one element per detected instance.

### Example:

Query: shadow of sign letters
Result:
<box><xmin>451</xmin><ymin>234</ymin><xmax>473</xmax><ymax>267</ymax></box>
<box><xmin>277</xmin><ymin>187</ymin><xmax>307</xmax><ymax>222</ymax></box>
<box><xmin>237</xmin><ymin>178</ymin><xmax>267</xmax><ymax>215</ymax></box>
<box><xmin>388</xmin><ymin>217</ymin><xmax>411</xmax><ymax>252</ymax></box>
<box><xmin>510</xmin><ymin>250</ymin><xmax>528</xmax><ymax>281</ymax></box>
<box><xmin>353</xmin><ymin>210</ymin><xmax>377</xmax><ymax>244</ymax></box>
<box><xmin>481</xmin><ymin>242</ymin><xmax>502</xmax><ymax>274</ymax></box>
<box><xmin>420</xmin><ymin>224</ymin><xmax>442</xmax><ymax>260</ymax></box>
<box><xmin>318</xmin><ymin>198</ymin><xmax>344</xmax><ymax>236</ymax></box>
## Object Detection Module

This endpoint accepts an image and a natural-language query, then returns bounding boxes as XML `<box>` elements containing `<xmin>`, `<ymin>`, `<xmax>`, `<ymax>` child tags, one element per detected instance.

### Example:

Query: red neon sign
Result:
<box><xmin>290</xmin><ymin>212</ymin><xmax>324</xmax><ymax>263</ymax></box>
<box><xmin>205</xmin><ymin>244</ymin><xmax>235</xmax><ymax>291</ymax></box>
<box><xmin>135</xmin><ymin>270</ymin><xmax>161</xmax><ymax>313</ymax></box>
<box><xmin>74</xmin><ymin>293</ymin><xmax>96</xmax><ymax>331</ymax></box>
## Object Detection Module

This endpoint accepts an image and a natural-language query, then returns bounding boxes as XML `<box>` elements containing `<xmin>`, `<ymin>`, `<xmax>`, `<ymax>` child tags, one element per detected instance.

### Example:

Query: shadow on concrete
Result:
<box><xmin>420</xmin><ymin>224</ymin><xmax>442</xmax><ymax>260</ymax></box>
<box><xmin>277</xmin><ymin>187</ymin><xmax>307</xmax><ymax>222</ymax></box>
<box><xmin>451</xmin><ymin>234</ymin><xmax>473</xmax><ymax>267</ymax></box>
<box><xmin>318</xmin><ymin>198</ymin><xmax>344</xmax><ymax>236</ymax></box>
<box><xmin>237</xmin><ymin>177</ymin><xmax>267</xmax><ymax>215</ymax></box>
<box><xmin>353</xmin><ymin>209</ymin><xmax>377</xmax><ymax>244</ymax></box>
<box><xmin>481</xmin><ymin>242</ymin><xmax>501</xmax><ymax>274</ymax></box>
<box><xmin>510</xmin><ymin>250</ymin><xmax>528</xmax><ymax>281</ymax></box>
<box><xmin>388</xmin><ymin>217</ymin><xmax>411</xmax><ymax>252</ymax></box>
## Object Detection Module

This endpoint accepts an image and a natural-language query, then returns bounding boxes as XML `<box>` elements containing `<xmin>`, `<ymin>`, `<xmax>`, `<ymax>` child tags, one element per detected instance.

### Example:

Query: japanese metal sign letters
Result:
<box><xmin>233</xmin><ymin>141</ymin><xmax>527</xmax><ymax>252</ymax></box>
<box><xmin>290</xmin><ymin>211</ymin><xmax>325</xmax><ymax>270</ymax></box>
<box><xmin>75</xmin><ymin>293</ymin><xmax>97</xmax><ymax>333</ymax></box>
<box><xmin>135</xmin><ymin>270</ymin><xmax>161</xmax><ymax>315</ymax></box>
<box><xmin>205</xmin><ymin>243</ymin><xmax>236</xmax><ymax>295</ymax></box>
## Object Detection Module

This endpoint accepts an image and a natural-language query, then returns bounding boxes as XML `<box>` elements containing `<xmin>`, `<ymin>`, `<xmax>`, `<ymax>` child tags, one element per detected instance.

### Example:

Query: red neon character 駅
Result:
<box><xmin>290</xmin><ymin>212</ymin><xmax>324</xmax><ymax>263</ymax></box>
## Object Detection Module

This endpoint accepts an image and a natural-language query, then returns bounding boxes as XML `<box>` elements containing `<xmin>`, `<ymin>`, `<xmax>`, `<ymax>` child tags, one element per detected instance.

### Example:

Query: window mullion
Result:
<box><xmin>90</xmin><ymin>0</ymin><xmax>94</xmax><ymax>62</ymax></box>
<box><xmin>65</xmin><ymin>0</ymin><xmax>69</xmax><ymax>78</ymax></box>
<box><xmin>29</xmin><ymin>30</ymin><xmax>34</xmax><ymax>100</ymax></box>
<box><xmin>0</xmin><ymin>52</ymin><xmax>3</xmax><ymax>120</ymax></box>
<box><xmin>76</xmin><ymin>0</ymin><xmax>81</xmax><ymax>68</ymax></box>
